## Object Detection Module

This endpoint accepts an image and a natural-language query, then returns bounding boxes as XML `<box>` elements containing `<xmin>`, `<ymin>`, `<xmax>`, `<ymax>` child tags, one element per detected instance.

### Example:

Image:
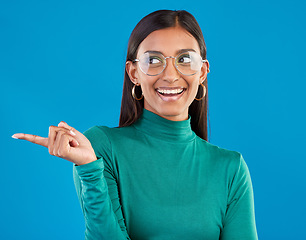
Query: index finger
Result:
<box><xmin>12</xmin><ymin>133</ymin><xmax>48</xmax><ymax>147</ymax></box>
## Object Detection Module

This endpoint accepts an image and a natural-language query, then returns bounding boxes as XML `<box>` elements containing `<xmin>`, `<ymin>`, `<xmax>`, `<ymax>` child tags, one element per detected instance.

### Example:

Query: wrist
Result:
<box><xmin>76</xmin><ymin>156</ymin><xmax>97</xmax><ymax>166</ymax></box>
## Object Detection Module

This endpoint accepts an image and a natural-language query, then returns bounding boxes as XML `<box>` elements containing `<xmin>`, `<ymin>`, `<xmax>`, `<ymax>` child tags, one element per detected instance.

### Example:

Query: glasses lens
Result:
<box><xmin>138</xmin><ymin>52</ymin><xmax>165</xmax><ymax>76</ymax></box>
<box><xmin>176</xmin><ymin>51</ymin><xmax>203</xmax><ymax>75</ymax></box>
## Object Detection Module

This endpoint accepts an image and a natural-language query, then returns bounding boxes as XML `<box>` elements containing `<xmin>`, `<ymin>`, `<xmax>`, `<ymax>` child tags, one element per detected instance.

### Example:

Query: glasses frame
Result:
<box><xmin>133</xmin><ymin>51</ymin><xmax>208</xmax><ymax>76</ymax></box>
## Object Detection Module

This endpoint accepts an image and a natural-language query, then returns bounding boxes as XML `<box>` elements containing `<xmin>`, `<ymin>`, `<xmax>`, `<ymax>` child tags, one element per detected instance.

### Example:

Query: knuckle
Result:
<box><xmin>49</xmin><ymin>147</ymin><xmax>54</xmax><ymax>155</ymax></box>
<box><xmin>58</xmin><ymin>146</ymin><xmax>67</xmax><ymax>158</ymax></box>
<box><xmin>57</xmin><ymin>130</ymin><xmax>66</xmax><ymax>139</ymax></box>
<box><xmin>65</xmin><ymin>128</ymin><xmax>73</xmax><ymax>134</ymax></box>
<box><xmin>61</xmin><ymin>133</ymin><xmax>69</xmax><ymax>141</ymax></box>
<box><xmin>63</xmin><ymin>133</ymin><xmax>69</xmax><ymax>138</ymax></box>
<box><xmin>49</xmin><ymin>125</ymin><xmax>56</xmax><ymax>134</ymax></box>
<box><xmin>62</xmin><ymin>129</ymin><xmax>69</xmax><ymax>135</ymax></box>
<box><xmin>60</xmin><ymin>150</ymin><xmax>67</xmax><ymax>158</ymax></box>
<box><xmin>57</xmin><ymin>130</ymin><xmax>63</xmax><ymax>136</ymax></box>
<box><xmin>53</xmin><ymin>149</ymin><xmax>57</xmax><ymax>156</ymax></box>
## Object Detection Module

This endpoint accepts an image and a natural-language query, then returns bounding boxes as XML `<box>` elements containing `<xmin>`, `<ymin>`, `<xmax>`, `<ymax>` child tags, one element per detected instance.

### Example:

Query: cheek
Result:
<box><xmin>186</xmin><ymin>78</ymin><xmax>200</xmax><ymax>96</ymax></box>
<box><xmin>138</xmin><ymin>75</ymin><xmax>158</xmax><ymax>93</ymax></box>
<box><xmin>141</xmin><ymin>85</ymin><xmax>153</xmax><ymax>96</ymax></box>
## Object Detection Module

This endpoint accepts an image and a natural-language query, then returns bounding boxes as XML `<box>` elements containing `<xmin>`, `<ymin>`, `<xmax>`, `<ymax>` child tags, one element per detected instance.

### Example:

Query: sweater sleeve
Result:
<box><xmin>220</xmin><ymin>154</ymin><xmax>258</xmax><ymax>240</ymax></box>
<box><xmin>72</xmin><ymin>126</ymin><xmax>130</xmax><ymax>240</ymax></box>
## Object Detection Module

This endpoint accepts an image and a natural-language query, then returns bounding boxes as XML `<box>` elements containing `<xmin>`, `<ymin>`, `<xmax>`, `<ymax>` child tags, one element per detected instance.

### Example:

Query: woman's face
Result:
<box><xmin>126</xmin><ymin>26</ymin><xmax>209</xmax><ymax>121</ymax></box>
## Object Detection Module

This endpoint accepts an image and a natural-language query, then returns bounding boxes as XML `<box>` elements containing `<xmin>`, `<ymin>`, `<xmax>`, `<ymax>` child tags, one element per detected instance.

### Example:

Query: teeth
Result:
<box><xmin>157</xmin><ymin>88</ymin><xmax>184</xmax><ymax>95</ymax></box>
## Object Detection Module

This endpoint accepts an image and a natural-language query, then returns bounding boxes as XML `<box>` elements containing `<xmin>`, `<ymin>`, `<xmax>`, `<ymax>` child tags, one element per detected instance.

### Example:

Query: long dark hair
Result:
<box><xmin>119</xmin><ymin>10</ymin><xmax>209</xmax><ymax>141</ymax></box>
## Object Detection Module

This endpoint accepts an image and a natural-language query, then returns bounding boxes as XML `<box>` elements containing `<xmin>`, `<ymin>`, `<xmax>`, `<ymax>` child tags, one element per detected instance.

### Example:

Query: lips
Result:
<box><xmin>156</xmin><ymin>87</ymin><xmax>185</xmax><ymax>95</ymax></box>
<box><xmin>155</xmin><ymin>87</ymin><xmax>186</xmax><ymax>102</ymax></box>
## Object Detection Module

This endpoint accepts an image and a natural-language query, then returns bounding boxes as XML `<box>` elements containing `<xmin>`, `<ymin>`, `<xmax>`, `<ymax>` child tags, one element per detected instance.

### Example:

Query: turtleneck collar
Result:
<box><xmin>132</xmin><ymin>109</ymin><xmax>196</xmax><ymax>143</ymax></box>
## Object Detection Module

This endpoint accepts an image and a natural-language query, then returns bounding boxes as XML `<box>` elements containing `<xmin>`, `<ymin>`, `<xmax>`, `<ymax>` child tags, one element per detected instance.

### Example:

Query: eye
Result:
<box><xmin>148</xmin><ymin>57</ymin><xmax>162</xmax><ymax>65</ymax></box>
<box><xmin>177</xmin><ymin>54</ymin><xmax>192</xmax><ymax>64</ymax></box>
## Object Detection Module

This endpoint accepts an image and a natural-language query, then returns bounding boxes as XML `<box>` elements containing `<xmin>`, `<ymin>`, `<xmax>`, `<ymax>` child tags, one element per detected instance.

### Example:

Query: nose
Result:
<box><xmin>161</xmin><ymin>57</ymin><xmax>180</xmax><ymax>83</ymax></box>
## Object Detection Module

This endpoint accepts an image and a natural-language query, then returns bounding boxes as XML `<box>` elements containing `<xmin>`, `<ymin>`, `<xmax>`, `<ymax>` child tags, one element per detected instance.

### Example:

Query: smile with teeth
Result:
<box><xmin>156</xmin><ymin>88</ymin><xmax>185</xmax><ymax>95</ymax></box>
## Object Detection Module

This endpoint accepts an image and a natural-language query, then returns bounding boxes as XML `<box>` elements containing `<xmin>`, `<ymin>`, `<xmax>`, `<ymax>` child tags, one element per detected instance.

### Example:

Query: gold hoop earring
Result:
<box><xmin>132</xmin><ymin>84</ymin><xmax>143</xmax><ymax>100</ymax></box>
<box><xmin>194</xmin><ymin>82</ymin><xmax>206</xmax><ymax>101</ymax></box>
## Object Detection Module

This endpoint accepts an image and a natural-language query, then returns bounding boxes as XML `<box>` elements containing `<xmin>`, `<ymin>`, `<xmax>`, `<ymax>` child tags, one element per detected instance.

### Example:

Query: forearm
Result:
<box><xmin>73</xmin><ymin>158</ymin><xmax>130</xmax><ymax>240</ymax></box>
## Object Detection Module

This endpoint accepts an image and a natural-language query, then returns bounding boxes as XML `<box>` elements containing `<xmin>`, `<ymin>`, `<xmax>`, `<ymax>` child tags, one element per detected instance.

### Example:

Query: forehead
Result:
<box><xmin>137</xmin><ymin>26</ymin><xmax>200</xmax><ymax>56</ymax></box>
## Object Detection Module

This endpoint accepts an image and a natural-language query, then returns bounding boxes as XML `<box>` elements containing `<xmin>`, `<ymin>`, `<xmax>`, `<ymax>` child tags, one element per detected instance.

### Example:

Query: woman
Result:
<box><xmin>12</xmin><ymin>10</ymin><xmax>258</xmax><ymax>240</ymax></box>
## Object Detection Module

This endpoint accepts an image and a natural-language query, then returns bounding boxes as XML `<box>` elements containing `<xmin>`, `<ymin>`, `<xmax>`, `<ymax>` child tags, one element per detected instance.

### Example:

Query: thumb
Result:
<box><xmin>58</xmin><ymin>121</ymin><xmax>80</xmax><ymax>137</ymax></box>
<box><xmin>58</xmin><ymin>121</ymin><xmax>70</xmax><ymax>128</ymax></box>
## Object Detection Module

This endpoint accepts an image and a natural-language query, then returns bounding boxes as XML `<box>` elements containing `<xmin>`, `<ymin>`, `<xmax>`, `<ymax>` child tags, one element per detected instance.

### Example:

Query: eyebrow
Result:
<box><xmin>144</xmin><ymin>48</ymin><xmax>196</xmax><ymax>55</ymax></box>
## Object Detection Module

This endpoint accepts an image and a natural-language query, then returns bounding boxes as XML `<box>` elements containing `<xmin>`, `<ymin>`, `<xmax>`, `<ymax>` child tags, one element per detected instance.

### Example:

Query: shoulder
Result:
<box><xmin>82</xmin><ymin>125</ymin><xmax>113</xmax><ymax>159</ymax></box>
<box><xmin>197</xmin><ymin>138</ymin><xmax>252</xmax><ymax>190</ymax></box>
<box><xmin>83</xmin><ymin>125</ymin><xmax>135</xmax><ymax>158</ymax></box>
<box><xmin>197</xmin><ymin>137</ymin><xmax>242</xmax><ymax>162</ymax></box>
<box><xmin>83</xmin><ymin>125</ymin><xmax>111</xmax><ymax>146</ymax></box>
<box><xmin>83</xmin><ymin>125</ymin><xmax>109</xmax><ymax>141</ymax></box>
<box><xmin>196</xmin><ymin>136</ymin><xmax>247</xmax><ymax>174</ymax></box>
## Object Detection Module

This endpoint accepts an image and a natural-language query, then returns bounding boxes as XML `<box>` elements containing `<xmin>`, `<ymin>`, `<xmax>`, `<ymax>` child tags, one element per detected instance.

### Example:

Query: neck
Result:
<box><xmin>133</xmin><ymin>108</ymin><xmax>195</xmax><ymax>143</ymax></box>
<box><xmin>143</xmin><ymin>105</ymin><xmax>188</xmax><ymax>122</ymax></box>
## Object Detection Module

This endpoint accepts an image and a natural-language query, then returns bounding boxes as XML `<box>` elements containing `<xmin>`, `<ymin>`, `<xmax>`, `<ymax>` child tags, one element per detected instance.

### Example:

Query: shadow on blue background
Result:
<box><xmin>1</xmin><ymin>0</ymin><xmax>305</xmax><ymax>239</ymax></box>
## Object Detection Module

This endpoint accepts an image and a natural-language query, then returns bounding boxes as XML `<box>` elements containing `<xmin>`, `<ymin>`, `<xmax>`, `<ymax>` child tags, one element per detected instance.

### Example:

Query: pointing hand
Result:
<box><xmin>12</xmin><ymin>122</ymin><xmax>97</xmax><ymax>165</ymax></box>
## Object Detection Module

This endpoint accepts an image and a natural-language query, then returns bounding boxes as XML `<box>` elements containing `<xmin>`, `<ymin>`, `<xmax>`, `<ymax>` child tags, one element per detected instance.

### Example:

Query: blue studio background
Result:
<box><xmin>1</xmin><ymin>0</ymin><xmax>305</xmax><ymax>239</ymax></box>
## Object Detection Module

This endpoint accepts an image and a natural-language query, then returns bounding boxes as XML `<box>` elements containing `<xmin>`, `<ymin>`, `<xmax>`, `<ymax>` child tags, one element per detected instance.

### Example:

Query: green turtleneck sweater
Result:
<box><xmin>73</xmin><ymin>109</ymin><xmax>258</xmax><ymax>240</ymax></box>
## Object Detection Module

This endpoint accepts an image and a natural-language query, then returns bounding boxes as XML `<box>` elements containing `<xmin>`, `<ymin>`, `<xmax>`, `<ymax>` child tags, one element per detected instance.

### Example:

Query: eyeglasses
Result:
<box><xmin>133</xmin><ymin>51</ymin><xmax>208</xmax><ymax>76</ymax></box>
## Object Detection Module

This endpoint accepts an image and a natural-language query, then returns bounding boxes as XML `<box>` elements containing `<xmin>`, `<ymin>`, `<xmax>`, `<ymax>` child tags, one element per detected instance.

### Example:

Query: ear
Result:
<box><xmin>126</xmin><ymin>60</ymin><xmax>139</xmax><ymax>85</ymax></box>
<box><xmin>199</xmin><ymin>60</ymin><xmax>210</xmax><ymax>84</ymax></box>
